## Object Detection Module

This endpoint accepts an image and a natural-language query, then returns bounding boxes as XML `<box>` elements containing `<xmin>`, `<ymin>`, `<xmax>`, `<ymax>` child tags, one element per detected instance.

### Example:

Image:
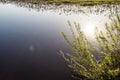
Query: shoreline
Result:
<box><xmin>2</xmin><ymin>0</ymin><xmax>120</xmax><ymax>6</ymax></box>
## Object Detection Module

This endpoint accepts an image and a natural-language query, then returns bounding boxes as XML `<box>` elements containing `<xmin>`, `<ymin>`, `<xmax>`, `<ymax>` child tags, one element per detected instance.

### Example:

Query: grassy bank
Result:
<box><xmin>9</xmin><ymin>0</ymin><xmax>120</xmax><ymax>5</ymax></box>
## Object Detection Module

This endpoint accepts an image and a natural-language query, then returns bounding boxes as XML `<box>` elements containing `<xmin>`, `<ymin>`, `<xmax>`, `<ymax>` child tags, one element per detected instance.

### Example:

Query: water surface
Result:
<box><xmin>0</xmin><ymin>1</ymin><xmax>120</xmax><ymax>80</ymax></box>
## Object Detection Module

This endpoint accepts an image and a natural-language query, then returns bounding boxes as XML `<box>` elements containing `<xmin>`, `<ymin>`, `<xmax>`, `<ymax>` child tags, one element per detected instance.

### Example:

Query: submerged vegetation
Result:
<box><xmin>60</xmin><ymin>15</ymin><xmax>120</xmax><ymax>80</ymax></box>
<box><xmin>5</xmin><ymin>0</ymin><xmax>120</xmax><ymax>5</ymax></box>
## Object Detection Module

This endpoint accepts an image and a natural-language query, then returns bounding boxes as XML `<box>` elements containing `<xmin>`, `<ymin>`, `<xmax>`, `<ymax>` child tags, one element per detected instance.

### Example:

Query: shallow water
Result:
<box><xmin>0</xmin><ymin>1</ymin><xmax>120</xmax><ymax>80</ymax></box>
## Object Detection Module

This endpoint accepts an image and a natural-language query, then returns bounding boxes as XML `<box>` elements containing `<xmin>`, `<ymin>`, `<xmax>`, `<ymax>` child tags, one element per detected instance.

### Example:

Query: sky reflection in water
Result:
<box><xmin>0</xmin><ymin>2</ymin><xmax>120</xmax><ymax>80</ymax></box>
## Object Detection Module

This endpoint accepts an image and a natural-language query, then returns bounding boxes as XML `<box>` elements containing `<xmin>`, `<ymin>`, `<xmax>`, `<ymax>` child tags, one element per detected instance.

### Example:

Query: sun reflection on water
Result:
<box><xmin>83</xmin><ymin>23</ymin><xmax>96</xmax><ymax>38</ymax></box>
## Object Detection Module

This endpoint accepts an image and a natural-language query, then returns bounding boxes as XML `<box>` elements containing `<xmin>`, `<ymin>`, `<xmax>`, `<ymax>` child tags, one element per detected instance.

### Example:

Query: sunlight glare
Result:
<box><xmin>83</xmin><ymin>23</ymin><xmax>96</xmax><ymax>37</ymax></box>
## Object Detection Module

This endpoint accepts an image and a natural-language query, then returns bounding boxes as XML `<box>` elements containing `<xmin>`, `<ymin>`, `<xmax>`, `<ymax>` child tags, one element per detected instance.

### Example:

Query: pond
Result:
<box><xmin>0</xmin><ymin>1</ymin><xmax>120</xmax><ymax>80</ymax></box>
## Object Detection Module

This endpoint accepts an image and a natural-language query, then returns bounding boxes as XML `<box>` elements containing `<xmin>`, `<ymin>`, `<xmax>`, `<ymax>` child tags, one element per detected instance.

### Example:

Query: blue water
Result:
<box><xmin>0</xmin><ymin>1</ymin><xmax>119</xmax><ymax>80</ymax></box>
